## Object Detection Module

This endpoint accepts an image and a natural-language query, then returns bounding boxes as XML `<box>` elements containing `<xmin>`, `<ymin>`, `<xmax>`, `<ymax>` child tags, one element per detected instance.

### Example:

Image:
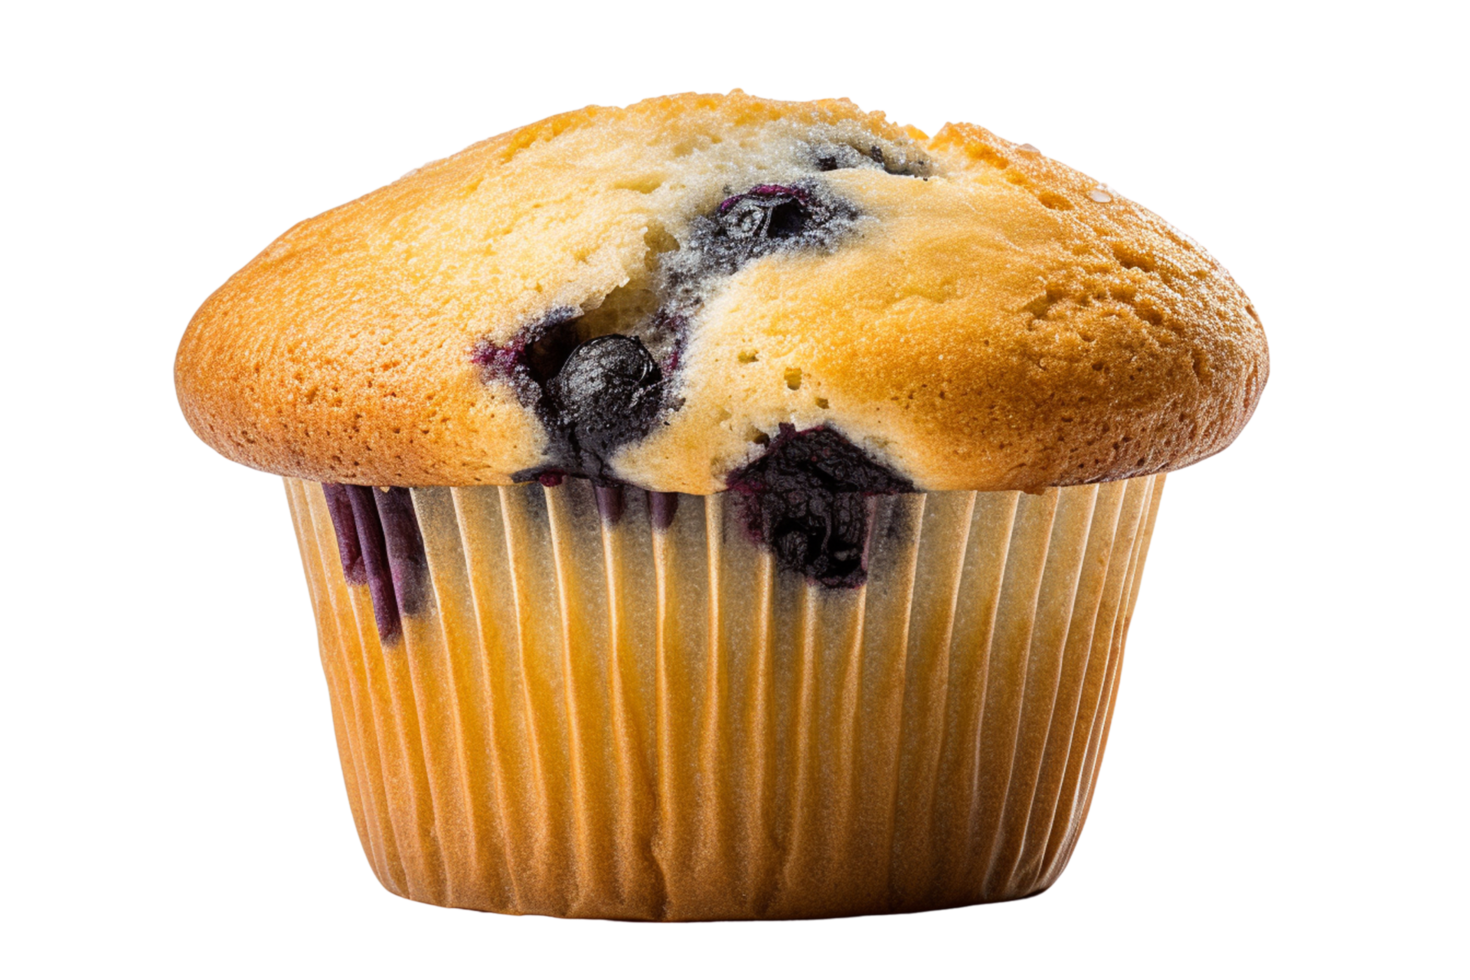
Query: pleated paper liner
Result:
<box><xmin>284</xmin><ymin>474</ymin><xmax>1164</xmax><ymax>920</ymax></box>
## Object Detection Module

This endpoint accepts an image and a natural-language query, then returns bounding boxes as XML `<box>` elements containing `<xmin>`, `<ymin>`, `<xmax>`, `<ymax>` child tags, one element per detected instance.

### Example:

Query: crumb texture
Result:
<box><xmin>177</xmin><ymin>91</ymin><xmax>1267</xmax><ymax>492</ymax></box>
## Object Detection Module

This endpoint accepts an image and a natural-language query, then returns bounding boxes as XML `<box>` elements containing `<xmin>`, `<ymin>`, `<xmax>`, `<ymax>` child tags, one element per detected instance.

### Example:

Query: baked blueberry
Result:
<box><xmin>717</xmin><ymin>185</ymin><xmax>812</xmax><ymax>240</ymax></box>
<box><xmin>675</xmin><ymin>180</ymin><xmax>860</xmax><ymax>283</ymax></box>
<box><xmin>727</xmin><ymin>425</ymin><xmax>914</xmax><ymax>587</ymax></box>
<box><xmin>545</xmin><ymin>334</ymin><xmax>663</xmax><ymax>471</ymax></box>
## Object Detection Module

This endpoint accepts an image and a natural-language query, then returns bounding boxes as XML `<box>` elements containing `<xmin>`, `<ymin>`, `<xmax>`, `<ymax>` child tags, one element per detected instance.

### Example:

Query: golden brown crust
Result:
<box><xmin>176</xmin><ymin>91</ymin><xmax>1267</xmax><ymax>492</ymax></box>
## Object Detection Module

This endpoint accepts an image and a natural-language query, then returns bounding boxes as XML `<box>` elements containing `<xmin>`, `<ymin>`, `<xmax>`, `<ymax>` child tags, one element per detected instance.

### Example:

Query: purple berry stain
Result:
<box><xmin>649</xmin><ymin>491</ymin><xmax>680</xmax><ymax>530</ymax></box>
<box><xmin>322</xmin><ymin>484</ymin><xmax>430</xmax><ymax>643</ymax></box>
<box><xmin>471</xmin><ymin>306</ymin><xmax>582</xmax><ymax>401</ymax></box>
<box><xmin>594</xmin><ymin>484</ymin><xmax>625</xmax><ymax>524</ymax></box>
<box><xmin>726</xmin><ymin>425</ymin><xmax>914</xmax><ymax>588</ymax></box>
<box><xmin>322</xmin><ymin>484</ymin><xmax>366</xmax><ymax>585</ymax></box>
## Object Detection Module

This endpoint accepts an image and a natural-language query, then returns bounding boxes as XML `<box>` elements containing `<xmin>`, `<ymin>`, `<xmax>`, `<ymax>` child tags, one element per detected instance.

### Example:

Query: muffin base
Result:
<box><xmin>284</xmin><ymin>475</ymin><xmax>1163</xmax><ymax>920</ymax></box>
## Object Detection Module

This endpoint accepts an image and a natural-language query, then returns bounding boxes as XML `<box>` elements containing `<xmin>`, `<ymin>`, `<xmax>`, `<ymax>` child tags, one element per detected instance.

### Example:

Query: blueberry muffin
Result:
<box><xmin>175</xmin><ymin>91</ymin><xmax>1267</xmax><ymax>919</ymax></box>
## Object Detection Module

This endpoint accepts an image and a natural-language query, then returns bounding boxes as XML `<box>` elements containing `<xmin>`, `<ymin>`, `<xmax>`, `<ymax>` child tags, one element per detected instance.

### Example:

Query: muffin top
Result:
<box><xmin>175</xmin><ymin>91</ymin><xmax>1267</xmax><ymax>494</ymax></box>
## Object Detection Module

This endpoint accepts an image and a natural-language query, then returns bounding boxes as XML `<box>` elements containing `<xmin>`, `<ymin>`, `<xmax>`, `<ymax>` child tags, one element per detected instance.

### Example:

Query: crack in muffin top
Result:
<box><xmin>176</xmin><ymin>90</ymin><xmax>1268</xmax><ymax>494</ymax></box>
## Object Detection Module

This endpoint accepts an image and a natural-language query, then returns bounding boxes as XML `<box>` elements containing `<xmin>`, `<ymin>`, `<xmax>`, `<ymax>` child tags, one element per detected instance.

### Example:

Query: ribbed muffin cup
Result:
<box><xmin>283</xmin><ymin>474</ymin><xmax>1164</xmax><ymax>920</ymax></box>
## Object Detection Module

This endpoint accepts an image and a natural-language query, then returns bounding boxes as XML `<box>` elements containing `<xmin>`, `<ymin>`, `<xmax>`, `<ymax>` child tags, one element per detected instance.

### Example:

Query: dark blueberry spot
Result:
<box><xmin>721</xmin><ymin>197</ymin><xmax>774</xmax><ymax>239</ymax></box>
<box><xmin>870</xmin><ymin>145</ymin><xmax>885</xmax><ymax>166</ymax></box>
<box><xmin>766</xmin><ymin>198</ymin><xmax>808</xmax><ymax>238</ymax></box>
<box><xmin>482</xmin><ymin>311</ymin><xmax>671</xmax><ymax>482</ymax></box>
<box><xmin>678</xmin><ymin>180</ymin><xmax>859</xmax><ymax>280</ymax></box>
<box><xmin>544</xmin><ymin>334</ymin><xmax>663</xmax><ymax>479</ymax></box>
<box><xmin>816</xmin><ymin>155</ymin><xmax>840</xmax><ymax>172</ymax></box>
<box><xmin>716</xmin><ymin>185</ymin><xmax>813</xmax><ymax>241</ymax></box>
<box><xmin>726</xmin><ymin>425</ymin><xmax>914</xmax><ymax>588</ymax></box>
<box><xmin>518</xmin><ymin>308</ymin><xmax>582</xmax><ymax>386</ymax></box>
